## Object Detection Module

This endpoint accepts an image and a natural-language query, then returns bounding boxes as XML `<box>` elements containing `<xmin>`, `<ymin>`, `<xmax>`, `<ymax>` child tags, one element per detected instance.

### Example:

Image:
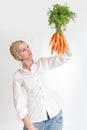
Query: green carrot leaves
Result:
<box><xmin>47</xmin><ymin>4</ymin><xmax>76</xmax><ymax>33</ymax></box>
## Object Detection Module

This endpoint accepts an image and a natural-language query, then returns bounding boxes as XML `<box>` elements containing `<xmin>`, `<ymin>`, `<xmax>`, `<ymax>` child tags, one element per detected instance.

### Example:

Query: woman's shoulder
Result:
<box><xmin>13</xmin><ymin>69</ymin><xmax>22</xmax><ymax>80</ymax></box>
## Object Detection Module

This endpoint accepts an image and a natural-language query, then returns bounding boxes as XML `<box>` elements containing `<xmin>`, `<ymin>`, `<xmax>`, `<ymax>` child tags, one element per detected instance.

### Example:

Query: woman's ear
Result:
<box><xmin>17</xmin><ymin>53</ymin><xmax>22</xmax><ymax>60</ymax></box>
<box><xmin>19</xmin><ymin>56</ymin><xmax>22</xmax><ymax>60</ymax></box>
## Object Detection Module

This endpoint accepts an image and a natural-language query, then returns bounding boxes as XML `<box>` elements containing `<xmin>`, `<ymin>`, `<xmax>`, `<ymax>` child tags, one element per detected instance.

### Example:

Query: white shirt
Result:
<box><xmin>13</xmin><ymin>53</ymin><xmax>71</xmax><ymax>123</ymax></box>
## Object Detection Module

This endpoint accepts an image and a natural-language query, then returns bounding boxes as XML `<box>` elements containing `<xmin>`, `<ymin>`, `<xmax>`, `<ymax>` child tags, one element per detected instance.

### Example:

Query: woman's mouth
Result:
<box><xmin>29</xmin><ymin>52</ymin><xmax>32</xmax><ymax>55</ymax></box>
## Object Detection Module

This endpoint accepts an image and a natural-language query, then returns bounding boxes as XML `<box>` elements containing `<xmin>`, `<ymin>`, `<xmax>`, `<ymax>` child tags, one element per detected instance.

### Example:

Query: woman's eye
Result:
<box><xmin>22</xmin><ymin>49</ymin><xmax>26</xmax><ymax>52</ymax></box>
<box><xmin>27</xmin><ymin>45</ymin><xmax>29</xmax><ymax>48</ymax></box>
<box><xmin>20</xmin><ymin>45</ymin><xmax>30</xmax><ymax>52</ymax></box>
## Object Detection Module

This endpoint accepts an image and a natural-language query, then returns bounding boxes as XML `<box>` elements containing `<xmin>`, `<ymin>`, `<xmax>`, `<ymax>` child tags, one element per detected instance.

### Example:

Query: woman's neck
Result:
<box><xmin>22</xmin><ymin>59</ymin><xmax>33</xmax><ymax>70</ymax></box>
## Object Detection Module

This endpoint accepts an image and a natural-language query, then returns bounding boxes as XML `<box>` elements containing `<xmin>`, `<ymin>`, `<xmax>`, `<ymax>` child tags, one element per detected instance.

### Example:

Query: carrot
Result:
<box><xmin>59</xmin><ymin>35</ymin><xmax>64</xmax><ymax>54</ymax></box>
<box><xmin>49</xmin><ymin>33</ymin><xmax>56</xmax><ymax>46</ymax></box>
<box><xmin>62</xmin><ymin>32</ymin><xmax>69</xmax><ymax>51</ymax></box>
<box><xmin>49</xmin><ymin>32</ymin><xmax>69</xmax><ymax>54</ymax></box>
<box><xmin>50</xmin><ymin>33</ymin><xmax>56</xmax><ymax>54</ymax></box>
<box><xmin>55</xmin><ymin>43</ymin><xmax>58</xmax><ymax>52</ymax></box>
<box><xmin>49</xmin><ymin>33</ymin><xmax>59</xmax><ymax>54</ymax></box>
<box><xmin>54</xmin><ymin>33</ymin><xmax>59</xmax><ymax>50</ymax></box>
<box><xmin>51</xmin><ymin>44</ymin><xmax>55</xmax><ymax>54</ymax></box>
<box><xmin>62</xmin><ymin>39</ymin><xmax>65</xmax><ymax>53</ymax></box>
<box><xmin>57</xmin><ymin>42</ymin><xmax>61</xmax><ymax>54</ymax></box>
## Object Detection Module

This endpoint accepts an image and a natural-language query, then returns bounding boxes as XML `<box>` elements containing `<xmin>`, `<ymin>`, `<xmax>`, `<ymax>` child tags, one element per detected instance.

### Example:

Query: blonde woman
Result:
<box><xmin>10</xmin><ymin>40</ymin><xmax>72</xmax><ymax>130</ymax></box>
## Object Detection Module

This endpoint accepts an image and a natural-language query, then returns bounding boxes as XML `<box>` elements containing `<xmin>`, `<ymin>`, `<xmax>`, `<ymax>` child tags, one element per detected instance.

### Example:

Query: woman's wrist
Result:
<box><xmin>28</xmin><ymin>125</ymin><xmax>38</xmax><ymax>130</ymax></box>
<box><xmin>22</xmin><ymin>115</ymin><xmax>37</xmax><ymax>130</ymax></box>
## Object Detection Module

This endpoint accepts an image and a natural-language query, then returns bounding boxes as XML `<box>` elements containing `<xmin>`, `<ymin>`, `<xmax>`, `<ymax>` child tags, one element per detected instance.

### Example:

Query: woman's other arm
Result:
<box><xmin>22</xmin><ymin>115</ymin><xmax>38</xmax><ymax>130</ymax></box>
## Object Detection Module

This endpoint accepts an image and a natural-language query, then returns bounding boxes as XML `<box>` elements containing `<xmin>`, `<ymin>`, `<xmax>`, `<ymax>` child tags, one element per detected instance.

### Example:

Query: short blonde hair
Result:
<box><xmin>10</xmin><ymin>40</ymin><xmax>24</xmax><ymax>61</ymax></box>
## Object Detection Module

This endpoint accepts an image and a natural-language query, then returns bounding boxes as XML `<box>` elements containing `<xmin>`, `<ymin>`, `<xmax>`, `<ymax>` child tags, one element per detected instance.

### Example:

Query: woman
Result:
<box><xmin>10</xmin><ymin>40</ymin><xmax>72</xmax><ymax>130</ymax></box>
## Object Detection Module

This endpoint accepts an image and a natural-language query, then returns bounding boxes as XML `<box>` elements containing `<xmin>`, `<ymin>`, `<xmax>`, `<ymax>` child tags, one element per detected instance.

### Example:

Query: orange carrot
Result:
<box><xmin>49</xmin><ymin>33</ymin><xmax>56</xmax><ymax>46</ymax></box>
<box><xmin>54</xmin><ymin>33</ymin><xmax>59</xmax><ymax>50</ymax></box>
<box><xmin>62</xmin><ymin>32</ymin><xmax>69</xmax><ymax>50</ymax></box>
<box><xmin>51</xmin><ymin>44</ymin><xmax>55</xmax><ymax>54</ymax></box>
<box><xmin>59</xmin><ymin>35</ymin><xmax>64</xmax><ymax>54</ymax></box>
<box><xmin>57</xmin><ymin>40</ymin><xmax>61</xmax><ymax>54</ymax></box>
<box><xmin>49</xmin><ymin>32</ymin><xmax>69</xmax><ymax>54</ymax></box>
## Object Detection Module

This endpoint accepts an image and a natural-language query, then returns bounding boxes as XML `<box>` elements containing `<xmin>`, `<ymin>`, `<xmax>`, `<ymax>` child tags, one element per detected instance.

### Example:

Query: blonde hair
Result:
<box><xmin>10</xmin><ymin>40</ymin><xmax>24</xmax><ymax>61</ymax></box>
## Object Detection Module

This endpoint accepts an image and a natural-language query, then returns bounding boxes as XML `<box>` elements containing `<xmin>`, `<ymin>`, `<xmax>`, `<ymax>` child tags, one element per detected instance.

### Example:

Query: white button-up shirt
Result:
<box><xmin>13</xmin><ymin>53</ymin><xmax>71</xmax><ymax>123</ymax></box>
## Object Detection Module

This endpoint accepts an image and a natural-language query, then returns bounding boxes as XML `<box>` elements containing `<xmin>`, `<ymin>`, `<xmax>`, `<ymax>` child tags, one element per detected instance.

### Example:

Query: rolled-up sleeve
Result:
<box><xmin>39</xmin><ymin>52</ymin><xmax>72</xmax><ymax>71</ymax></box>
<box><xmin>13</xmin><ymin>74</ymin><xmax>28</xmax><ymax>120</ymax></box>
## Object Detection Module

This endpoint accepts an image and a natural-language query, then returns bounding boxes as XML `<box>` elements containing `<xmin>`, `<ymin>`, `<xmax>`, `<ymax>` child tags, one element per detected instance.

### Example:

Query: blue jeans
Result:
<box><xmin>23</xmin><ymin>109</ymin><xmax>63</xmax><ymax>130</ymax></box>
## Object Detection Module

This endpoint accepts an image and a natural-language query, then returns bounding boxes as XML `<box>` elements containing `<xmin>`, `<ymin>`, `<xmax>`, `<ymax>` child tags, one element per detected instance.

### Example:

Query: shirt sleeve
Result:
<box><xmin>39</xmin><ymin>52</ymin><xmax>72</xmax><ymax>71</ymax></box>
<box><xmin>13</xmin><ymin>73</ymin><xmax>28</xmax><ymax>120</ymax></box>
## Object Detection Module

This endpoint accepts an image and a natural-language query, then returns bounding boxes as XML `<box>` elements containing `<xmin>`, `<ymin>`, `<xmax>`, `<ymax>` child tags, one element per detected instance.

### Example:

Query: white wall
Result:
<box><xmin>0</xmin><ymin>0</ymin><xmax>87</xmax><ymax>130</ymax></box>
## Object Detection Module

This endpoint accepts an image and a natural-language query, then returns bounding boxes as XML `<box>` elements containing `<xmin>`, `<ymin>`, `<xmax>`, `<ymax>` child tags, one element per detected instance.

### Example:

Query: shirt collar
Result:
<box><xmin>19</xmin><ymin>60</ymin><xmax>39</xmax><ymax>74</ymax></box>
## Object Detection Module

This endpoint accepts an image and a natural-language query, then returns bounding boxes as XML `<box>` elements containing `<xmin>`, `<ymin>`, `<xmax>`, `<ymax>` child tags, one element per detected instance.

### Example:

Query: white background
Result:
<box><xmin>0</xmin><ymin>0</ymin><xmax>87</xmax><ymax>130</ymax></box>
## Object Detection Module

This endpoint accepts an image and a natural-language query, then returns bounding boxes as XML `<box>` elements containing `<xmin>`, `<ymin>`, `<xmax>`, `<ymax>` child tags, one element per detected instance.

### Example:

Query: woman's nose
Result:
<box><xmin>27</xmin><ymin>47</ymin><xmax>31</xmax><ymax>52</ymax></box>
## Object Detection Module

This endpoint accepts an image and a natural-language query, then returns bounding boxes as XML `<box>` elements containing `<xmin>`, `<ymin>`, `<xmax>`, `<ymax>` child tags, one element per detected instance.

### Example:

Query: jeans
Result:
<box><xmin>23</xmin><ymin>109</ymin><xmax>63</xmax><ymax>130</ymax></box>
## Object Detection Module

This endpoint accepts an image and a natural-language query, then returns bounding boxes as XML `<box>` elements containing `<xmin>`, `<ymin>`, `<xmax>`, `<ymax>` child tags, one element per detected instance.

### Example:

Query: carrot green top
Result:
<box><xmin>47</xmin><ymin>3</ymin><xmax>76</xmax><ymax>33</ymax></box>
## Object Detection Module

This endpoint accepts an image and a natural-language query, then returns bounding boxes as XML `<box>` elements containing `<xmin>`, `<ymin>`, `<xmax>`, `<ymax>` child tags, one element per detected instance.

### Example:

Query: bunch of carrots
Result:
<box><xmin>47</xmin><ymin>4</ymin><xmax>76</xmax><ymax>54</ymax></box>
<box><xmin>49</xmin><ymin>32</ymin><xmax>69</xmax><ymax>54</ymax></box>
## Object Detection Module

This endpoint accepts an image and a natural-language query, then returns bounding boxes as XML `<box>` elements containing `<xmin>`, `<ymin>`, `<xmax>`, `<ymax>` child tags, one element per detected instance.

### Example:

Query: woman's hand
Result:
<box><xmin>28</xmin><ymin>126</ymin><xmax>38</xmax><ymax>130</ymax></box>
<box><xmin>22</xmin><ymin>115</ymin><xmax>38</xmax><ymax>130</ymax></box>
<box><xmin>65</xmin><ymin>47</ymin><xmax>72</xmax><ymax>57</ymax></box>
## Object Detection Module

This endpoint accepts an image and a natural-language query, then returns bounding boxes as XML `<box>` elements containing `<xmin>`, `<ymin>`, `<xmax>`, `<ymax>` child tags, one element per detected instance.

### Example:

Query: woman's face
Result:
<box><xmin>18</xmin><ymin>42</ymin><xmax>33</xmax><ymax>61</ymax></box>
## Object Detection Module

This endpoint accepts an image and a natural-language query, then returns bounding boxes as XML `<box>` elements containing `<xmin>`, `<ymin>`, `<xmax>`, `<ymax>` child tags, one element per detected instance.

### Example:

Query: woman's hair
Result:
<box><xmin>10</xmin><ymin>40</ymin><xmax>24</xmax><ymax>61</ymax></box>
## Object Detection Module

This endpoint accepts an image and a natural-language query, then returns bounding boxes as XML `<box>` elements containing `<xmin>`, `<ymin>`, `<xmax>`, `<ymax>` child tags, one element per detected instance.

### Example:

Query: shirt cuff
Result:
<box><xmin>17</xmin><ymin>107</ymin><xmax>29</xmax><ymax>120</ymax></box>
